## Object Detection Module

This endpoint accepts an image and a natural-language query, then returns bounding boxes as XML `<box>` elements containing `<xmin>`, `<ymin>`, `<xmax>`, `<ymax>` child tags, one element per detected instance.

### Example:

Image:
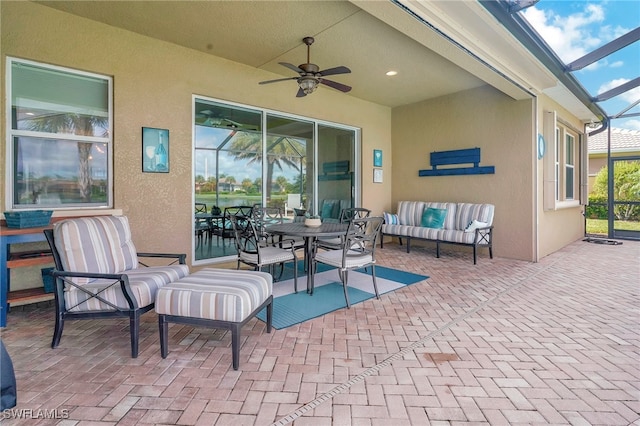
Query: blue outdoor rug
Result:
<box><xmin>256</xmin><ymin>262</ymin><xmax>428</xmax><ymax>329</ymax></box>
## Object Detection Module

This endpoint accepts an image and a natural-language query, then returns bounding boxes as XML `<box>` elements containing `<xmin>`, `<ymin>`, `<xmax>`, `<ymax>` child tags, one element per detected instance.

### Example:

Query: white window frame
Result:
<box><xmin>543</xmin><ymin>110</ymin><xmax>584</xmax><ymax>211</ymax></box>
<box><xmin>5</xmin><ymin>57</ymin><xmax>113</xmax><ymax>210</ymax></box>
<box><xmin>564</xmin><ymin>132</ymin><xmax>575</xmax><ymax>200</ymax></box>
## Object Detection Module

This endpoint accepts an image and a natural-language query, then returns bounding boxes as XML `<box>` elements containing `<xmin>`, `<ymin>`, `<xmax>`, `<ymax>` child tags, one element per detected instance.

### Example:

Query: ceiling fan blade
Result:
<box><xmin>318</xmin><ymin>66</ymin><xmax>351</xmax><ymax>77</ymax></box>
<box><xmin>319</xmin><ymin>78</ymin><xmax>352</xmax><ymax>93</ymax></box>
<box><xmin>279</xmin><ymin>62</ymin><xmax>304</xmax><ymax>74</ymax></box>
<box><xmin>296</xmin><ymin>87</ymin><xmax>307</xmax><ymax>98</ymax></box>
<box><xmin>223</xmin><ymin>118</ymin><xmax>242</xmax><ymax>128</ymax></box>
<box><xmin>259</xmin><ymin>76</ymin><xmax>298</xmax><ymax>85</ymax></box>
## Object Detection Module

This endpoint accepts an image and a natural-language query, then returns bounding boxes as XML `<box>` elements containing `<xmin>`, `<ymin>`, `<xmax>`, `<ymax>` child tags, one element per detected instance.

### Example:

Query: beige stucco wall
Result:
<box><xmin>391</xmin><ymin>85</ymin><xmax>535</xmax><ymax>261</ymax></box>
<box><xmin>536</xmin><ymin>94</ymin><xmax>586</xmax><ymax>258</ymax></box>
<box><xmin>1</xmin><ymin>2</ymin><xmax>391</xmax><ymax>270</ymax></box>
<box><xmin>588</xmin><ymin>155</ymin><xmax>607</xmax><ymax>193</ymax></box>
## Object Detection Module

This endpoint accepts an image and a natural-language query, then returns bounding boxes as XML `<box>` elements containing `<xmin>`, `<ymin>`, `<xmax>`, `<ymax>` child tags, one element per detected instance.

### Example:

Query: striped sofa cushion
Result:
<box><xmin>455</xmin><ymin>203</ymin><xmax>495</xmax><ymax>231</ymax></box>
<box><xmin>396</xmin><ymin>201</ymin><xmax>427</xmax><ymax>227</ymax></box>
<box><xmin>381</xmin><ymin>223</ymin><xmax>414</xmax><ymax>237</ymax></box>
<box><xmin>408</xmin><ymin>225</ymin><xmax>441</xmax><ymax>241</ymax></box>
<box><xmin>394</xmin><ymin>201</ymin><xmax>458</xmax><ymax>229</ymax></box>
<box><xmin>54</xmin><ymin>216</ymin><xmax>138</xmax><ymax>285</ymax></box>
<box><xmin>437</xmin><ymin>229</ymin><xmax>481</xmax><ymax>245</ymax></box>
<box><xmin>65</xmin><ymin>265</ymin><xmax>190</xmax><ymax>312</ymax></box>
<box><xmin>155</xmin><ymin>269</ymin><xmax>273</xmax><ymax>322</ymax></box>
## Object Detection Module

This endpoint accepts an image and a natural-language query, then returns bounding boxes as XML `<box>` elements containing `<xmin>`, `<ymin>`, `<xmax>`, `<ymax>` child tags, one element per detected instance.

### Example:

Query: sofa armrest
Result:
<box><xmin>474</xmin><ymin>225</ymin><xmax>493</xmax><ymax>245</ymax></box>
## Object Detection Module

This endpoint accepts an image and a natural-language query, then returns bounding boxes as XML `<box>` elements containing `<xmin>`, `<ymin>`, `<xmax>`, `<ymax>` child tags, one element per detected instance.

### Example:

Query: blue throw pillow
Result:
<box><xmin>383</xmin><ymin>212</ymin><xmax>398</xmax><ymax>225</ymax></box>
<box><xmin>321</xmin><ymin>201</ymin><xmax>335</xmax><ymax>219</ymax></box>
<box><xmin>421</xmin><ymin>207</ymin><xmax>447</xmax><ymax>228</ymax></box>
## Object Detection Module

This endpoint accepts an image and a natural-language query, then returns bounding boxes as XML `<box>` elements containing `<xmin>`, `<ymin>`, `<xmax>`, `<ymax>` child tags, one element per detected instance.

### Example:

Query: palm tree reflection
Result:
<box><xmin>22</xmin><ymin>112</ymin><xmax>108</xmax><ymax>203</ymax></box>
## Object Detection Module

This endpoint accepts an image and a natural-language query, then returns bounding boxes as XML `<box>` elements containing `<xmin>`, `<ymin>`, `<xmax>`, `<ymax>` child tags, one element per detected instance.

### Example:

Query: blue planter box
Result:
<box><xmin>4</xmin><ymin>210</ymin><xmax>53</xmax><ymax>229</ymax></box>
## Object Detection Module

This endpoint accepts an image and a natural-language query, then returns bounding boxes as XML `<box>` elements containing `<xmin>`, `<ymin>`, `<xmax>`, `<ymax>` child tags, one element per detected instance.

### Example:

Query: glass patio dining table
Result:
<box><xmin>265</xmin><ymin>222</ymin><xmax>348</xmax><ymax>293</ymax></box>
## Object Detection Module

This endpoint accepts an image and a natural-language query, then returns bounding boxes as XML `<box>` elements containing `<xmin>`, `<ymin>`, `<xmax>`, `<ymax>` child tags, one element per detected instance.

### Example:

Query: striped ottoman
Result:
<box><xmin>155</xmin><ymin>268</ymin><xmax>273</xmax><ymax>370</ymax></box>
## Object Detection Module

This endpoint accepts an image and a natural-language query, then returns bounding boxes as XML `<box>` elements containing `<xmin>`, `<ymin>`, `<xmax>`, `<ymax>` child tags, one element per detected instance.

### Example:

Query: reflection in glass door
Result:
<box><xmin>193</xmin><ymin>100</ymin><xmax>263</xmax><ymax>261</ymax></box>
<box><xmin>266</xmin><ymin>115</ymin><xmax>313</xmax><ymax>218</ymax></box>
<box><xmin>315</xmin><ymin>125</ymin><xmax>356</xmax><ymax>222</ymax></box>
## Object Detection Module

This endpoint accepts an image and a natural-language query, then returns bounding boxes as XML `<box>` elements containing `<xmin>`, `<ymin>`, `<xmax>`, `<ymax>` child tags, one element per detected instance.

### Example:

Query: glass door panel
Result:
<box><xmin>266</xmin><ymin>115</ymin><xmax>313</xmax><ymax>218</ymax></box>
<box><xmin>611</xmin><ymin>157</ymin><xmax>640</xmax><ymax>240</ymax></box>
<box><xmin>194</xmin><ymin>100</ymin><xmax>262</xmax><ymax>261</ymax></box>
<box><xmin>316</xmin><ymin>125</ymin><xmax>355</xmax><ymax>222</ymax></box>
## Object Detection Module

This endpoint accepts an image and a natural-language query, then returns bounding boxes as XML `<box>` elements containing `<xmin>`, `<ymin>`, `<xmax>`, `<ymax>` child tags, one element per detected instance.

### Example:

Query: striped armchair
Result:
<box><xmin>44</xmin><ymin>216</ymin><xmax>189</xmax><ymax>357</ymax></box>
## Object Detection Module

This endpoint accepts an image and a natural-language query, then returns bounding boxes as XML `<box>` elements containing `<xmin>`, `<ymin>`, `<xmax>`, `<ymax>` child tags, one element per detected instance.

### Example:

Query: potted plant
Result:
<box><xmin>304</xmin><ymin>214</ymin><xmax>322</xmax><ymax>227</ymax></box>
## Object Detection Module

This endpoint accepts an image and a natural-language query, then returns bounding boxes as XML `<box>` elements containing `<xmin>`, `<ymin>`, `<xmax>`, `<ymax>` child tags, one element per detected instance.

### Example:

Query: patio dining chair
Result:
<box><xmin>284</xmin><ymin>193</ymin><xmax>302</xmax><ymax>217</ymax></box>
<box><xmin>252</xmin><ymin>206</ymin><xmax>305</xmax><ymax>250</ymax></box>
<box><xmin>316</xmin><ymin>207</ymin><xmax>371</xmax><ymax>251</ymax></box>
<box><xmin>310</xmin><ymin>216</ymin><xmax>383</xmax><ymax>307</ymax></box>
<box><xmin>251</xmin><ymin>206</ymin><xmax>284</xmax><ymax>243</ymax></box>
<box><xmin>195</xmin><ymin>202</ymin><xmax>211</xmax><ymax>246</ymax></box>
<box><xmin>43</xmin><ymin>215</ymin><xmax>189</xmax><ymax>357</ymax></box>
<box><xmin>214</xmin><ymin>206</ymin><xmax>254</xmax><ymax>245</ymax></box>
<box><xmin>229</xmin><ymin>214</ymin><xmax>299</xmax><ymax>293</ymax></box>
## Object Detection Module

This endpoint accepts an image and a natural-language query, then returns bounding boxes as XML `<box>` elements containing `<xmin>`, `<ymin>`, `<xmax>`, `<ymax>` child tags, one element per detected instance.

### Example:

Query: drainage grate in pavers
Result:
<box><xmin>583</xmin><ymin>237</ymin><xmax>624</xmax><ymax>245</ymax></box>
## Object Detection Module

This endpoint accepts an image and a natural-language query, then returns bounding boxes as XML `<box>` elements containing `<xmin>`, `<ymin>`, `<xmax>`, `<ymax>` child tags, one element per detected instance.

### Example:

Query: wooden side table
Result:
<box><xmin>0</xmin><ymin>225</ymin><xmax>54</xmax><ymax>327</ymax></box>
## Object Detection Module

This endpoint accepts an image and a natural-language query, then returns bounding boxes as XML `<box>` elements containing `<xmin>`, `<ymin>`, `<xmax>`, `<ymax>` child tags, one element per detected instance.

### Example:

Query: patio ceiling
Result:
<box><xmin>35</xmin><ymin>0</ymin><xmax>599</xmax><ymax>122</ymax></box>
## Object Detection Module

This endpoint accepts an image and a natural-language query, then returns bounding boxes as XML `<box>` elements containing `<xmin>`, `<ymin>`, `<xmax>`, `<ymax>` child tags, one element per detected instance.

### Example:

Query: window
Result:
<box><xmin>565</xmin><ymin>133</ymin><xmax>575</xmax><ymax>200</ymax></box>
<box><xmin>543</xmin><ymin>110</ymin><xmax>583</xmax><ymax>210</ymax></box>
<box><xmin>6</xmin><ymin>58</ymin><xmax>112</xmax><ymax>209</ymax></box>
<box><xmin>555</xmin><ymin>127</ymin><xmax>560</xmax><ymax>200</ymax></box>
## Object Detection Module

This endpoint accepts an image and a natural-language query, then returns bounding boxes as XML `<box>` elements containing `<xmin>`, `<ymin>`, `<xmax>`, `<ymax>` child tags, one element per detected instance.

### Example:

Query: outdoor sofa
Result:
<box><xmin>381</xmin><ymin>201</ymin><xmax>494</xmax><ymax>264</ymax></box>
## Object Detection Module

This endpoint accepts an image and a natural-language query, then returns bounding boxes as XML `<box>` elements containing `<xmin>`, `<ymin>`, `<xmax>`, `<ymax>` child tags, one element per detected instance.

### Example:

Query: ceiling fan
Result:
<box><xmin>259</xmin><ymin>36</ymin><xmax>352</xmax><ymax>97</ymax></box>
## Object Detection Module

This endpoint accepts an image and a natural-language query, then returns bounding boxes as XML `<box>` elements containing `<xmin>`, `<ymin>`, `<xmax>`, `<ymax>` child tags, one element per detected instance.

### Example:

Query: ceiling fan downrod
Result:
<box><xmin>303</xmin><ymin>36</ymin><xmax>315</xmax><ymax>65</ymax></box>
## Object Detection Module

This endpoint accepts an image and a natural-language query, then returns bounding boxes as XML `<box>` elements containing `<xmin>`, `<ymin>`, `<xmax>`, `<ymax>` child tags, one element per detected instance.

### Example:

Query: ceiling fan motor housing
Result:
<box><xmin>299</xmin><ymin>63</ymin><xmax>319</xmax><ymax>75</ymax></box>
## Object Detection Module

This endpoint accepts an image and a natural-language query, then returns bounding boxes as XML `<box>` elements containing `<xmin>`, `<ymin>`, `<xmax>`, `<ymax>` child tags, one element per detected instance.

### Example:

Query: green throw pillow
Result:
<box><xmin>421</xmin><ymin>207</ymin><xmax>447</xmax><ymax>228</ymax></box>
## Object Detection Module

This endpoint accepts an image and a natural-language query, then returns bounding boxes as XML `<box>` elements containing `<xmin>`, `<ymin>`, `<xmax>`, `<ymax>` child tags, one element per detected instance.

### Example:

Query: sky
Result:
<box><xmin>521</xmin><ymin>0</ymin><xmax>640</xmax><ymax>130</ymax></box>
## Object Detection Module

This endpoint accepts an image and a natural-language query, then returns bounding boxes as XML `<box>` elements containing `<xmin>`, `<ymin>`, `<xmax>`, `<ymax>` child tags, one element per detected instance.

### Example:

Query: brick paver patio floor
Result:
<box><xmin>1</xmin><ymin>238</ymin><xmax>638</xmax><ymax>425</ymax></box>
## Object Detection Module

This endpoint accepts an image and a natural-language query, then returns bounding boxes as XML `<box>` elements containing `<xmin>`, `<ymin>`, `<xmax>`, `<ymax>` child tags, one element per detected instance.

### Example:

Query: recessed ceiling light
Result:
<box><xmin>386</xmin><ymin>71</ymin><xmax>398</xmax><ymax>76</ymax></box>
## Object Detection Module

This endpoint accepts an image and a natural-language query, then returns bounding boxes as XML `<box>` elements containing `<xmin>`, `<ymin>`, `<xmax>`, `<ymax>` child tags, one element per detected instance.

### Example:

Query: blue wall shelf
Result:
<box><xmin>419</xmin><ymin>147</ymin><xmax>495</xmax><ymax>177</ymax></box>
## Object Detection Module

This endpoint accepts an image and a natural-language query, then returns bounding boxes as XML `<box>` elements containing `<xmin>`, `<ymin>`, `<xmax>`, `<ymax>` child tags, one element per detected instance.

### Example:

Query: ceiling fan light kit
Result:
<box><xmin>298</xmin><ymin>76</ymin><xmax>319</xmax><ymax>94</ymax></box>
<box><xmin>259</xmin><ymin>36</ymin><xmax>351</xmax><ymax>97</ymax></box>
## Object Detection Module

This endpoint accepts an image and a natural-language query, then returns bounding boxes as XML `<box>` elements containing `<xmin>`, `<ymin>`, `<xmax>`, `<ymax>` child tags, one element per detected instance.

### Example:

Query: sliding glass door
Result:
<box><xmin>193</xmin><ymin>96</ymin><xmax>359</xmax><ymax>263</ymax></box>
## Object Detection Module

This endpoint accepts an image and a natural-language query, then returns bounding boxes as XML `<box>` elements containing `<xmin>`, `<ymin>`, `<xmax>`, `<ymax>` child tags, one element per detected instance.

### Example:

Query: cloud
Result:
<box><xmin>523</xmin><ymin>4</ymin><xmax>605</xmax><ymax>63</ymax></box>
<box><xmin>622</xmin><ymin>119</ymin><xmax>640</xmax><ymax>131</ymax></box>
<box><xmin>522</xmin><ymin>3</ymin><xmax>631</xmax><ymax>68</ymax></box>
